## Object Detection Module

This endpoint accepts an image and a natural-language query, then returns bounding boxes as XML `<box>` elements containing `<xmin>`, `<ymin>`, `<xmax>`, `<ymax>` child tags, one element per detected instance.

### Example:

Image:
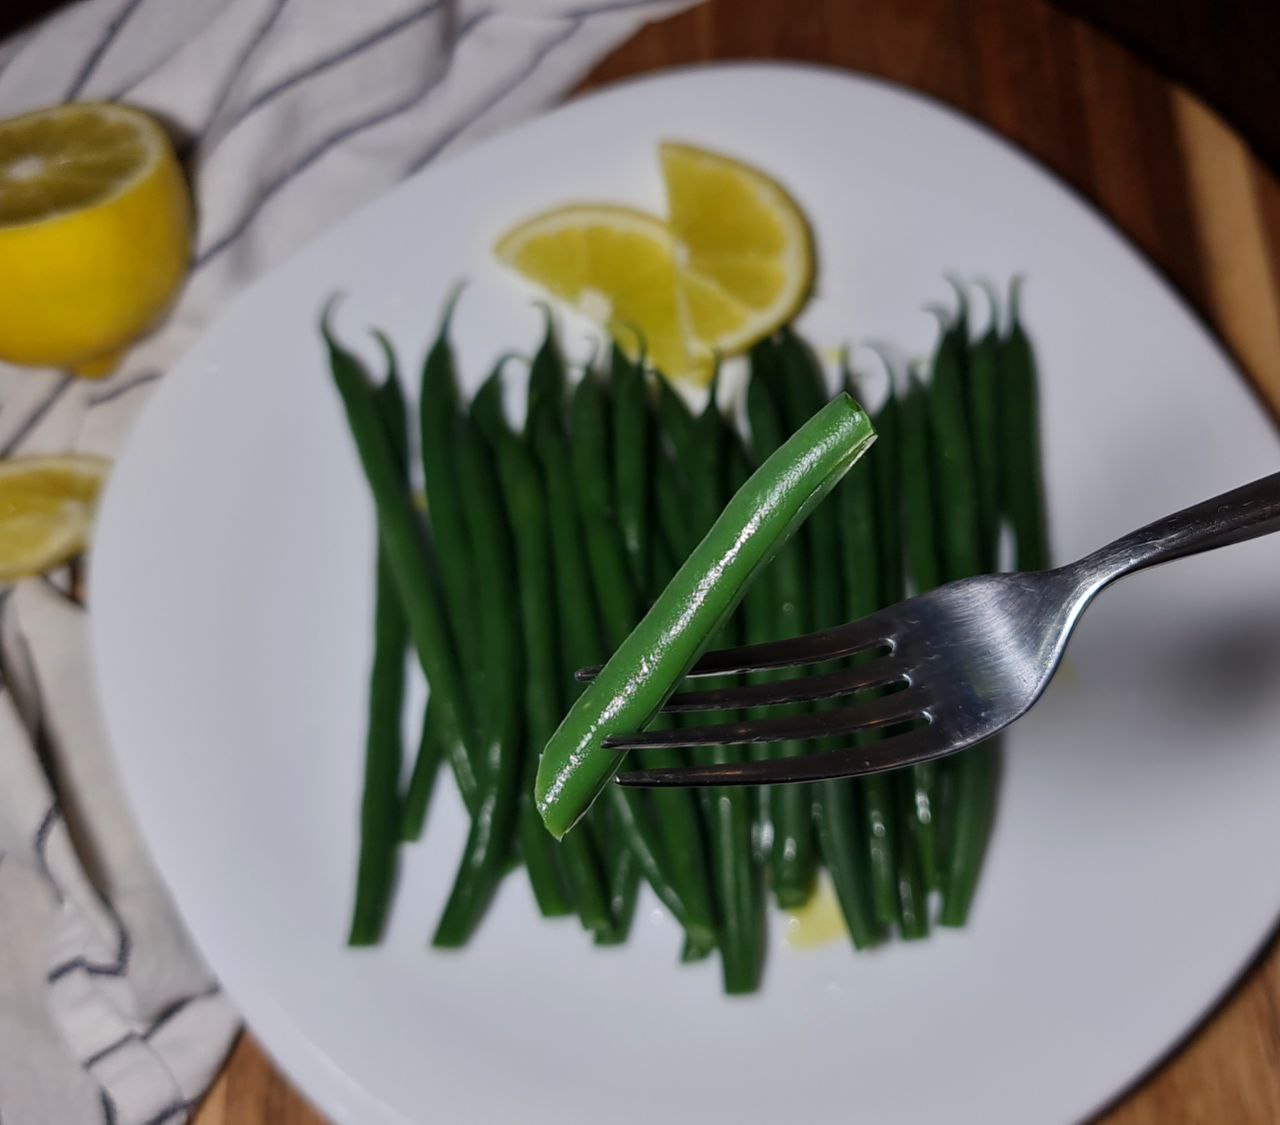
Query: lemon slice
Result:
<box><xmin>495</xmin><ymin>144</ymin><xmax>813</xmax><ymax>385</ymax></box>
<box><xmin>0</xmin><ymin>455</ymin><xmax>111</xmax><ymax>581</ymax></box>
<box><xmin>0</xmin><ymin>102</ymin><xmax>192</xmax><ymax>375</ymax></box>
<box><xmin>495</xmin><ymin>204</ymin><xmax>711</xmax><ymax>382</ymax></box>
<box><xmin>661</xmin><ymin>141</ymin><xmax>813</xmax><ymax>355</ymax></box>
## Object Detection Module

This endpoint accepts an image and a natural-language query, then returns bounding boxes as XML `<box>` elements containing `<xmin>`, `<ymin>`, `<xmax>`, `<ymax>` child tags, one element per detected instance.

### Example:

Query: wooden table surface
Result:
<box><xmin>193</xmin><ymin>1</ymin><xmax>1280</xmax><ymax>1122</ymax></box>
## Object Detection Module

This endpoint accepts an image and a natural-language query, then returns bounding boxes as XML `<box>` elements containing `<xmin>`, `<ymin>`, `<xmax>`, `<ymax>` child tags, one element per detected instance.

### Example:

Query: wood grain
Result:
<box><xmin>193</xmin><ymin>1</ymin><xmax>1280</xmax><ymax>1122</ymax></box>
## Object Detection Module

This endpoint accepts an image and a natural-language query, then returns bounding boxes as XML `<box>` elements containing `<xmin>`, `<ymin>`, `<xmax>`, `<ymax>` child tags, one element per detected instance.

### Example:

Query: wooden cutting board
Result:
<box><xmin>193</xmin><ymin>2</ymin><xmax>1280</xmax><ymax>1122</ymax></box>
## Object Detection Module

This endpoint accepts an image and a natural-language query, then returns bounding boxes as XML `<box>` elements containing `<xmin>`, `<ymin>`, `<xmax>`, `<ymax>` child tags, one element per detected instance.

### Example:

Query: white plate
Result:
<box><xmin>91</xmin><ymin>64</ymin><xmax>1280</xmax><ymax>1125</ymax></box>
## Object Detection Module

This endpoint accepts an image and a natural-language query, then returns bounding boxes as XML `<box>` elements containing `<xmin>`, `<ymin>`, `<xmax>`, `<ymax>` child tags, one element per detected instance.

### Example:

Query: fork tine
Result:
<box><xmin>616</xmin><ymin>725</ymin><xmax>942</xmax><ymax>787</ymax></box>
<box><xmin>682</xmin><ymin>617</ymin><xmax>893</xmax><ymax>678</ymax></box>
<box><xmin>601</xmin><ymin>689</ymin><xmax>926</xmax><ymax>751</ymax></box>
<box><xmin>660</xmin><ymin>655</ymin><xmax>909</xmax><ymax>713</ymax></box>
<box><xmin>576</xmin><ymin>609</ymin><xmax>896</xmax><ymax>683</ymax></box>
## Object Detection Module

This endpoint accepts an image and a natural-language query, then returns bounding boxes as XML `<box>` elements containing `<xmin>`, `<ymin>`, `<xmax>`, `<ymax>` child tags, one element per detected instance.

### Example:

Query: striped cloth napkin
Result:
<box><xmin>0</xmin><ymin>2</ymin><xmax>694</xmax><ymax>1122</ymax></box>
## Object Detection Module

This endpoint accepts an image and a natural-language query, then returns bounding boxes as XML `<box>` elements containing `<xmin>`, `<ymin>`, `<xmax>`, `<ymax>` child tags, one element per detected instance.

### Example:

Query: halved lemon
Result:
<box><xmin>494</xmin><ymin>142</ymin><xmax>813</xmax><ymax>384</ymax></box>
<box><xmin>0</xmin><ymin>102</ymin><xmax>192</xmax><ymax>376</ymax></box>
<box><xmin>0</xmin><ymin>455</ymin><xmax>111</xmax><ymax>581</ymax></box>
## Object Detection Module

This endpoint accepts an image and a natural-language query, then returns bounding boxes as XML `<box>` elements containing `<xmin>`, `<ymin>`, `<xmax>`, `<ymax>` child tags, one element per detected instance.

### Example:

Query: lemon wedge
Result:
<box><xmin>0</xmin><ymin>102</ymin><xmax>192</xmax><ymax>376</ymax></box>
<box><xmin>494</xmin><ymin>142</ymin><xmax>813</xmax><ymax>384</ymax></box>
<box><xmin>495</xmin><ymin>204</ymin><xmax>709</xmax><ymax>382</ymax></box>
<box><xmin>0</xmin><ymin>455</ymin><xmax>110</xmax><ymax>581</ymax></box>
<box><xmin>660</xmin><ymin>141</ymin><xmax>813</xmax><ymax>355</ymax></box>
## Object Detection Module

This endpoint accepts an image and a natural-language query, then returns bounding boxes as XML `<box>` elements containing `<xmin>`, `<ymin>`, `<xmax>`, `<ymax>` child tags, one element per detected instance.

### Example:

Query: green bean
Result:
<box><xmin>869</xmin><ymin>389</ymin><xmax>928</xmax><ymax>939</ymax></box>
<box><xmin>526</xmin><ymin>333</ymin><xmax>637</xmax><ymax>938</ymax></box>
<box><xmin>593</xmin><ymin>821</ymin><xmax>642</xmax><ymax>945</ymax></box>
<box><xmin>1000</xmin><ymin>277</ymin><xmax>1051</xmax><ymax>572</ymax></box>
<box><xmin>655</xmin><ymin>442</ymin><xmax>752</xmax><ymax>977</ymax></box>
<box><xmin>942</xmin><ymin>275</ymin><xmax>970</xmax><ymax>389</ymax></box>
<box><xmin>898</xmin><ymin>375</ymin><xmax>941</xmax><ymax>888</ymax></box>
<box><xmin>938</xmin><ymin>746</ymin><xmax>993</xmax><ymax>928</ymax></box>
<box><xmin>472</xmin><ymin>370</ymin><xmax>583</xmax><ymax>921</ymax></box>
<box><xmin>934</xmin><ymin>279</ymin><xmax>1049</xmax><ymax>923</ymax></box>
<box><xmin>569</xmin><ymin>368</ymin><xmax>719</xmax><ymax>950</ymax></box>
<box><xmin>836</xmin><ymin>417</ymin><xmax>899</xmax><ymax>930</ymax></box>
<box><xmin>323</xmin><ymin>313</ymin><xmax>480</xmax><ymax>820</ymax></box>
<box><xmin>360</xmin><ymin>351</ymin><xmax>445</xmax><ymax>851</ymax></box>
<box><xmin>401</xmin><ymin>704</ymin><xmax>444</xmax><ymax>842</ymax></box>
<box><xmin>655</xmin><ymin>378</ymin><xmax>698</xmax><ymax>469</ymax></box>
<box><xmin>730</xmin><ymin>437</ymin><xmax>777</xmax><ymax>868</ymax></box>
<box><xmin>477</xmin><ymin>373</ymin><xmax>609</xmax><ymax>929</ymax></box>
<box><xmin>579</xmin><ymin>751</ymin><xmax>669</xmax><ymax>941</ymax></box>
<box><xmin>651</xmin><ymin>381</ymin><xmax>699</xmax><ymax>551</ymax></box>
<box><xmin>812</xmin><ymin>783</ymin><xmax>882</xmax><ymax>949</ymax></box>
<box><xmin>654</xmin><ymin>448</ymin><xmax>692</xmax><ymax>564</ymax></box>
<box><xmin>901</xmin><ymin>372</ymin><xmax>943</xmax><ymax>595</ymax></box>
<box><xmin>893</xmin><ymin>782</ymin><xmax>930</xmax><ymax>939</ymax></box>
<box><xmin>927</xmin><ymin>314</ymin><xmax>984</xmax><ymax>579</ymax></box>
<box><xmin>526</xmin><ymin>326</ymin><xmax>605</xmax><ymax>701</ymax></box>
<box><xmin>524</xmin><ymin>326</ymin><xmax>709</xmax><ymax>943</ymax></box>
<box><xmin>571</xmin><ymin>371</ymin><xmax>641</xmax><ymax>647</ymax></box>
<box><xmin>651</xmin><ymin>511</ymin><xmax>682</xmax><ymax>585</ymax></box>
<box><xmin>862</xmin><ymin>773</ymin><xmax>901</xmax><ymax>930</ymax></box>
<box><xmin>592</xmin><ymin>790</ymin><xmax>639</xmax><ymax>945</ymax></box>
<box><xmin>537</xmin><ymin>390</ymin><xmax>874</xmax><ymax>838</ymax></box>
<box><xmin>688</xmin><ymin>389</ymin><xmax>763</xmax><ymax>993</ymax></box>
<box><xmin>525</xmin><ymin>304</ymin><xmax>565</xmax><ymax>432</ymax></box>
<box><xmin>418</xmin><ymin>293</ymin><xmax>484</xmax><ymax>777</ymax></box>
<box><xmin>578</xmin><ymin>740</ymin><xmax>633</xmax><ymax>940</ymax></box>
<box><xmin>432</xmin><ymin>407</ymin><xmax>525</xmax><ymax>947</ymax></box>
<box><xmin>604</xmin><ymin>782</ymin><xmax>709</xmax><ymax>941</ymax></box>
<box><xmin>650</xmin><ymin>456</ymin><xmax>727</xmax><ymax>963</ymax></box>
<box><xmin>436</xmin><ymin>718</ymin><xmax>479</xmax><ymax>817</ymax></box>
<box><xmin>926</xmin><ymin>317</ymin><xmax>995</xmax><ymax>928</ymax></box>
<box><xmin>700</xmin><ymin>683</ymin><xmax>764</xmax><ymax>980</ymax></box>
<box><xmin>680</xmin><ymin>936</ymin><xmax>715</xmax><ymax>963</ymax></box>
<box><xmin>967</xmin><ymin>283</ymin><xmax>1002</xmax><ymax>566</ymax></box>
<box><xmin>347</xmin><ymin>363</ymin><xmax>410</xmax><ymax>946</ymax></box>
<box><xmin>870</xmin><ymin>387</ymin><xmax>904</xmax><ymax>603</ymax></box>
<box><xmin>611</xmin><ymin>345</ymin><xmax>650</xmax><ymax>593</ymax></box>
<box><xmin>773</xmin><ymin>333</ymin><xmax>881</xmax><ymax>948</ymax></box>
<box><xmin>591</xmin><ymin>757</ymin><xmax>697</xmax><ymax>941</ymax></box>
<box><xmin>747</xmin><ymin>340</ymin><xmax>817</xmax><ymax>910</ymax></box>
<box><xmin>581</xmin><ymin>807</ymin><xmax>621</xmax><ymax>939</ymax></box>
<box><xmin>772</xmin><ymin>335</ymin><xmax>840</xmax><ymax>637</ymax></box>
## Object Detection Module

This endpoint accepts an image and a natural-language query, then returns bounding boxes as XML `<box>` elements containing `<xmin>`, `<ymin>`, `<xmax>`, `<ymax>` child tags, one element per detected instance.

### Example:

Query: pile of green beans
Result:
<box><xmin>328</xmin><ymin>276</ymin><xmax>1048</xmax><ymax>988</ymax></box>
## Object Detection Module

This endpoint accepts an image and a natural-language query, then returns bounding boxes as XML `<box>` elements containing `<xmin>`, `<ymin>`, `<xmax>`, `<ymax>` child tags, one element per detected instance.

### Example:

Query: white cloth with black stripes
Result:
<box><xmin>0</xmin><ymin>1</ymin><xmax>695</xmax><ymax>1122</ymax></box>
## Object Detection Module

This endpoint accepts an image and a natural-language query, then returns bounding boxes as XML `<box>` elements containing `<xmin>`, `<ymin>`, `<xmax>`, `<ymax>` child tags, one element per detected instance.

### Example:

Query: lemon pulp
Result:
<box><xmin>0</xmin><ymin>102</ymin><xmax>192</xmax><ymax>374</ymax></box>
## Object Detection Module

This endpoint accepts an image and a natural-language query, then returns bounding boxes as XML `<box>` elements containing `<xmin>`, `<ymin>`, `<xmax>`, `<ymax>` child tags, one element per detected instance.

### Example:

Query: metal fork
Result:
<box><xmin>586</xmin><ymin>471</ymin><xmax>1280</xmax><ymax>788</ymax></box>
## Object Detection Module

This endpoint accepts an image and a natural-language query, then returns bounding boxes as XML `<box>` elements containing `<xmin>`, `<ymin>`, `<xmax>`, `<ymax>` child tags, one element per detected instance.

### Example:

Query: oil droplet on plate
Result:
<box><xmin>785</xmin><ymin>876</ymin><xmax>848</xmax><ymax>950</ymax></box>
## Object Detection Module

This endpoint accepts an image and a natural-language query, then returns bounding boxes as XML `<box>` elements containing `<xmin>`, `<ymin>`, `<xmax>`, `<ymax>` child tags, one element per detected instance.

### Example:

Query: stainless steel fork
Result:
<box><xmin>591</xmin><ymin>470</ymin><xmax>1280</xmax><ymax>788</ymax></box>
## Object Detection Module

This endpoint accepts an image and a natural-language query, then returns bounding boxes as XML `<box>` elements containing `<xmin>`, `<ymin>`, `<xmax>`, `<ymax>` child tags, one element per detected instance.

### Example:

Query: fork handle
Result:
<box><xmin>1079</xmin><ymin>470</ymin><xmax>1280</xmax><ymax>588</ymax></box>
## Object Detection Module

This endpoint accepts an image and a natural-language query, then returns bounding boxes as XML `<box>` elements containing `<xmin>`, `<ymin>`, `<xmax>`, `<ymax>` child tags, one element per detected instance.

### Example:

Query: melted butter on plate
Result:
<box><xmin>785</xmin><ymin>876</ymin><xmax>848</xmax><ymax>949</ymax></box>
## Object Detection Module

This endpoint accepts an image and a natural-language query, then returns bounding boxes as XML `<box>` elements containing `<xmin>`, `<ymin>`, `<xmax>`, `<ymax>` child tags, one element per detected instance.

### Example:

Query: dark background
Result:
<box><xmin>4</xmin><ymin>0</ymin><xmax>1280</xmax><ymax>173</ymax></box>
